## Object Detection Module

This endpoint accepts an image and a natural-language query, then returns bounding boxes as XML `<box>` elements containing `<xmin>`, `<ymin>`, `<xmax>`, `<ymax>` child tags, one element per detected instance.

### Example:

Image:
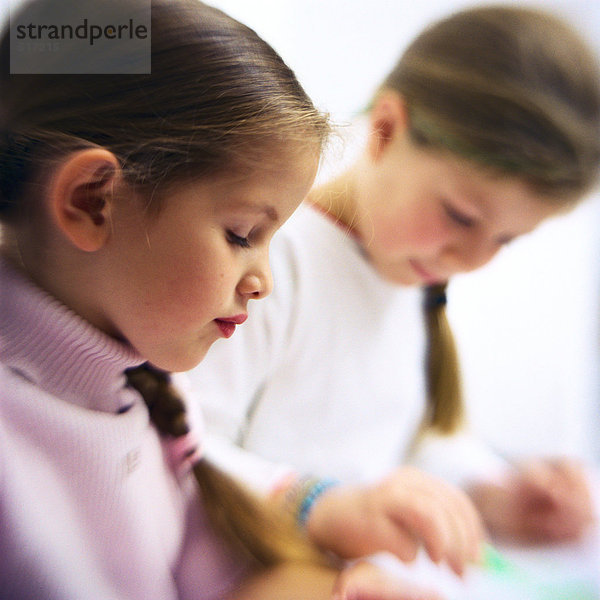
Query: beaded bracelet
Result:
<box><xmin>297</xmin><ymin>478</ymin><xmax>339</xmax><ymax>527</ymax></box>
<box><xmin>282</xmin><ymin>476</ymin><xmax>339</xmax><ymax>528</ymax></box>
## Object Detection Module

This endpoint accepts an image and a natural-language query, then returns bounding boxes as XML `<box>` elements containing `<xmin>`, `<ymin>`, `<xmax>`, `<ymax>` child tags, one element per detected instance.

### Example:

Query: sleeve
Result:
<box><xmin>204</xmin><ymin>432</ymin><xmax>297</xmax><ymax>494</ymax></box>
<box><xmin>186</xmin><ymin>232</ymin><xmax>301</xmax><ymax>493</ymax></box>
<box><xmin>407</xmin><ymin>428</ymin><xmax>511</xmax><ymax>489</ymax></box>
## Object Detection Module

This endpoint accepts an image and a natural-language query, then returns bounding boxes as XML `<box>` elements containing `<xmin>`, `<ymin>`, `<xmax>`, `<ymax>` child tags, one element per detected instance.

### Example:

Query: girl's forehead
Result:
<box><xmin>163</xmin><ymin>148</ymin><xmax>318</xmax><ymax>209</ymax></box>
<box><xmin>426</xmin><ymin>148</ymin><xmax>559</xmax><ymax>203</ymax></box>
<box><xmin>238</xmin><ymin>146</ymin><xmax>320</xmax><ymax>188</ymax></box>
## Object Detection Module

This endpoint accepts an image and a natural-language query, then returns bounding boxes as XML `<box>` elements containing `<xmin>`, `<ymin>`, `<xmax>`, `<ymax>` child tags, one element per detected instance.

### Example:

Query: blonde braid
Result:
<box><xmin>422</xmin><ymin>284</ymin><xmax>465</xmax><ymax>434</ymax></box>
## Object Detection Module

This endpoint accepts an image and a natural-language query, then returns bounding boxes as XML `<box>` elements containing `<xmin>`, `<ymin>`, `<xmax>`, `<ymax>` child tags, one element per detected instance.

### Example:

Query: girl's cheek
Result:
<box><xmin>415</xmin><ymin>209</ymin><xmax>449</xmax><ymax>245</ymax></box>
<box><xmin>371</xmin><ymin>219</ymin><xmax>404</xmax><ymax>254</ymax></box>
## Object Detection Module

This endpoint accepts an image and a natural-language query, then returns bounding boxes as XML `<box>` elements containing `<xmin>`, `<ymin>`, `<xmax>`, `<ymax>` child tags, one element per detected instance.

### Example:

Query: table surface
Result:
<box><xmin>374</xmin><ymin>526</ymin><xmax>600</xmax><ymax>600</ymax></box>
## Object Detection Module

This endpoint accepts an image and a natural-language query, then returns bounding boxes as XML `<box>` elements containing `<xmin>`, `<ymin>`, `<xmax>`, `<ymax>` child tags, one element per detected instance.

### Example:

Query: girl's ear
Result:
<box><xmin>367</xmin><ymin>91</ymin><xmax>410</xmax><ymax>162</ymax></box>
<box><xmin>50</xmin><ymin>148</ymin><xmax>121</xmax><ymax>252</ymax></box>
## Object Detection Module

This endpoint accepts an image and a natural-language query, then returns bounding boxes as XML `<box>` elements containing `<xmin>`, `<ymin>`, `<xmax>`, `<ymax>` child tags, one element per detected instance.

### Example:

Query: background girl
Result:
<box><xmin>189</xmin><ymin>2</ymin><xmax>600</xmax><ymax>566</ymax></box>
<box><xmin>0</xmin><ymin>1</ymin><xmax>461</xmax><ymax>598</ymax></box>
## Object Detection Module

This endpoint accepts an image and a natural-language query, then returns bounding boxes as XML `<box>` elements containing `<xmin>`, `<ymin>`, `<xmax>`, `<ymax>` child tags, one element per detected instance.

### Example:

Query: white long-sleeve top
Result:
<box><xmin>190</xmin><ymin>204</ymin><xmax>507</xmax><ymax>493</ymax></box>
<box><xmin>0</xmin><ymin>257</ymin><xmax>246</xmax><ymax>600</ymax></box>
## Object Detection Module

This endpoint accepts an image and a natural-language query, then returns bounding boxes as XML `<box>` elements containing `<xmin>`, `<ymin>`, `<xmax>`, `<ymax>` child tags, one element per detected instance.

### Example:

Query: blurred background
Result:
<box><xmin>2</xmin><ymin>0</ymin><xmax>599</xmax><ymax>464</ymax></box>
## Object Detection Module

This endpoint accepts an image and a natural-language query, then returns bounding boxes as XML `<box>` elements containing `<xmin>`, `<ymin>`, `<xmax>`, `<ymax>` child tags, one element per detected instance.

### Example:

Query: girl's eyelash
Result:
<box><xmin>226</xmin><ymin>230</ymin><xmax>251</xmax><ymax>248</ymax></box>
<box><xmin>443</xmin><ymin>203</ymin><xmax>475</xmax><ymax>227</ymax></box>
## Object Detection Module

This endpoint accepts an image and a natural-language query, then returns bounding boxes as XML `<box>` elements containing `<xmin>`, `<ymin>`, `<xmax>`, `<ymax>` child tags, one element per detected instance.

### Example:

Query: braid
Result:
<box><xmin>125</xmin><ymin>363</ymin><xmax>189</xmax><ymax>437</ymax></box>
<box><xmin>124</xmin><ymin>363</ymin><xmax>327</xmax><ymax>569</ymax></box>
<box><xmin>422</xmin><ymin>284</ymin><xmax>465</xmax><ymax>434</ymax></box>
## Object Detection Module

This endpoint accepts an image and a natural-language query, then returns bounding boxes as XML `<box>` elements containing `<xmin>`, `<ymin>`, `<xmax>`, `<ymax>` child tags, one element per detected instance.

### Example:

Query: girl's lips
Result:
<box><xmin>214</xmin><ymin>314</ymin><xmax>247</xmax><ymax>338</ymax></box>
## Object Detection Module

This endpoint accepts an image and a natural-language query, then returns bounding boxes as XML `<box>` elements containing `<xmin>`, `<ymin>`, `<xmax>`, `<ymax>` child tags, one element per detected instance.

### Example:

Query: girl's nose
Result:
<box><xmin>237</xmin><ymin>269</ymin><xmax>273</xmax><ymax>300</ymax></box>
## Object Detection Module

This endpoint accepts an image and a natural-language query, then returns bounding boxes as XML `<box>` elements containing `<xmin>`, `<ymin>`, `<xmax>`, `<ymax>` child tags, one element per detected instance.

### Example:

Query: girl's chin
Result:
<box><xmin>147</xmin><ymin>345</ymin><xmax>213</xmax><ymax>374</ymax></box>
<box><xmin>372</xmin><ymin>261</ymin><xmax>421</xmax><ymax>286</ymax></box>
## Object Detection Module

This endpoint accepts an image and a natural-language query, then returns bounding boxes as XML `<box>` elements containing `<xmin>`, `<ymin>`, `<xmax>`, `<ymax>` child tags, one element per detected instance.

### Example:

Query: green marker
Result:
<box><xmin>482</xmin><ymin>543</ymin><xmax>523</xmax><ymax>578</ymax></box>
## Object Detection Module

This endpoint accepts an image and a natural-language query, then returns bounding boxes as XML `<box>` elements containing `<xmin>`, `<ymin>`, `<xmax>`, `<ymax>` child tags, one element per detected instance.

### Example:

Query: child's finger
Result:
<box><xmin>387</xmin><ymin>494</ymin><xmax>451</xmax><ymax>564</ymax></box>
<box><xmin>386</xmin><ymin>483</ymin><xmax>482</xmax><ymax>576</ymax></box>
<box><xmin>447</xmin><ymin>484</ymin><xmax>485</xmax><ymax>561</ymax></box>
<box><xmin>422</xmin><ymin>477</ymin><xmax>484</xmax><ymax>569</ymax></box>
<box><xmin>440</xmin><ymin>487</ymin><xmax>484</xmax><ymax>575</ymax></box>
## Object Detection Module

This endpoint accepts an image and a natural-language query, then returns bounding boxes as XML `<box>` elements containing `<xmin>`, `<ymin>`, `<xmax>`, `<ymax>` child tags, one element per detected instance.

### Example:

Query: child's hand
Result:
<box><xmin>306</xmin><ymin>466</ymin><xmax>484</xmax><ymax>576</ymax></box>
<box><xmin>469</xmin><ymin>457</ymin><xmax>596</xmax><ymax>544</ymax></box>
<box><xmin>331</xmin><ymin>560</ymin><xmax>444</xmax><ymax>600</ymax></box>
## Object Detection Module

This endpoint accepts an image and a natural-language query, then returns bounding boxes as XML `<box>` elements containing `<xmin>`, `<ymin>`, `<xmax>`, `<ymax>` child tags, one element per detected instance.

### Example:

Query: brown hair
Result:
<box><xmin>0</xmin><ymin>0</ymin><xmax>329</xmax><ymax>220</ymax></box>
<box><xmin>0</xmin><ymin>0</ymin><xmax>329</xmax><ymax>570</ymax></box>
<box><xmin>423</xmin><ymin>283</ymin><xmax>464</xmax><ymax>433</ymax></box>
<box><xmin>380</xmin><ymin>6</ymin><xmax>600</xmax><ymax>433</ymax></box>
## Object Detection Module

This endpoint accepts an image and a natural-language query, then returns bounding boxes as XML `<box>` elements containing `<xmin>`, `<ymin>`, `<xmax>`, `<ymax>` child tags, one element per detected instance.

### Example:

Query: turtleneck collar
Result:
<box><xmin>0</xmin><ymin>256</ymin><xmax>145</xmax><ymax>413</ymax></box>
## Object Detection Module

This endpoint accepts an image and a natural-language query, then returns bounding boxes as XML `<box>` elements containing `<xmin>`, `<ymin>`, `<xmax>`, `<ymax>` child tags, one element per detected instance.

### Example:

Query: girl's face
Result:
<box><xmin>355</xmin><ymin>133</ymin><xmax>563</xmax><ymax>286</ymax></box>
<box><xmin>99</xmin><ymin>151</ymin><xmax>318</xmax><ymax>372</ymax></box>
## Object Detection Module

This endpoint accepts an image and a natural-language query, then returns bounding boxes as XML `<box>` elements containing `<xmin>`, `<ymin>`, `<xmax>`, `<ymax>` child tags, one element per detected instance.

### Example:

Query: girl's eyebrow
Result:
<box><xmin>230</xmin><ymin>202</ymin><xmax>279</xmax><ymax>222</ymax></box>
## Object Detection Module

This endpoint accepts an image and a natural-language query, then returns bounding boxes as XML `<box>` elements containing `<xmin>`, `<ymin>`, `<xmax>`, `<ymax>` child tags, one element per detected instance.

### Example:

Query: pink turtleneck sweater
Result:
<box><xmin>0</xmin><ymin>257</ymin><xmax>246</xmax><ymax>599</ymax></box>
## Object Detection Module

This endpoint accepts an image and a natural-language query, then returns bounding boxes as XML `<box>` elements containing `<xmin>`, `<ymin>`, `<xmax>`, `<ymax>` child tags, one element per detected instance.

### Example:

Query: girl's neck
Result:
<box><xmin>306</xmin><ymin>168</ymin><xmax>361</xmax><ymax>235</ymax></box>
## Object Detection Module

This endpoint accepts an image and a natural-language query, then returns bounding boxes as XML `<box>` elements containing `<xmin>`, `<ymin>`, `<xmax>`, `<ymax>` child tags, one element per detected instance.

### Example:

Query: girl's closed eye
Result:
<box><xmin>442</xmin><ymin>202</ymin><xmax>476</xmax><ymax>228</ymax></box>
<box><xmin>226</xmin><ymin>230</ymin><xmax>251</xmax><ymax>248</ymax></box>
